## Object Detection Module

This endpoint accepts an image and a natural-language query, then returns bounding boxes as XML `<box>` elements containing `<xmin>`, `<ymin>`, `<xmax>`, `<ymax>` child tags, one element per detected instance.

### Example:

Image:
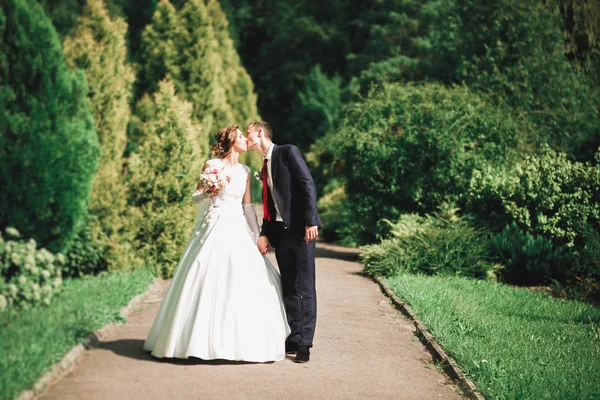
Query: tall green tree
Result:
<box><xmin>205</xmin><ymin>0</ymin><xmax>258</xmax><ymax>127</ymax></box>
<box><xmin>135</xmin><ymin>0</ymin><xmax>260</xmax><ymax>167</ymax></box>
<box><xmin>63</xmin><ymin>0</ymin><xmax>135</xmax><ymax>268</ymax></box>
<box><xmin>126</xmin><ymin>80</ymin><xmax>204</xmax><ymax>277</ymax></box>
<box><xmin>222</xmin><ymin>0</ymin><xmax>372</xmax><ymax>149</ymax></box>
<box><xmin>0</xmin><ymin>0</ymin><xmax>99</xmax><ymax>253</ymax></box>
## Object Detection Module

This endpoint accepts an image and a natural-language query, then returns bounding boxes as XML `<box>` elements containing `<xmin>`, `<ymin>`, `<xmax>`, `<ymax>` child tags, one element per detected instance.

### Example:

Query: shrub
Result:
<box><xmin>62</xmin><ymin>224</ymin><xmax>108</xmax><ymax>278</ymax></box>
<box><xmin>361</xmin><ymin>211</ymin><xmax>496</xmax><ymax>279</ymax></box>
<box><xmin>468</xmin><ymin>145</ymin><xmax>600</xmax><ymax>300</ymax></box>
<box><xmin>63</xmin><ymin>0</ymin><xmax>135</xmax><ymax>269</ymax></box>
<box><xmin>350</xmin><ymin>0</ymin><xmax>600</xmax><ymax>160</ymax></box>
<box><xmin>0</xmin><ymin>0</ymin><xmax>100</xmax><ymax>253</ymax></box>
<box><xmin>435</xmin><ymin>0</ymin><xmax>600</xmax><ymax>159</ymax></box>
<box><xmin>126</xmin><ymin>81</ymin><xmax>204</xmax><ymax>277</ymax></box>
<box><xmin>468</xmin><ymin>145</ymin><xmax>600</xmax><ymax>248</ymax></box>
<box><xmin>316</xmin><ymin>185</ymin><xmax>356</xmax><ymax>245</ymax></box>
<box><xmin>319</xmin><ymin>82</ymin><xmax>526</xmax><ymax>244</ymax></box>
<box><xmin>490</xmin><ymin>222</ymin><xmax>568</xmax><ymax>286</ymax></box>
<box><xmin>0</xmin><ymin>228</ymin><xmax>64</xmax><ymax>311</ymax></box>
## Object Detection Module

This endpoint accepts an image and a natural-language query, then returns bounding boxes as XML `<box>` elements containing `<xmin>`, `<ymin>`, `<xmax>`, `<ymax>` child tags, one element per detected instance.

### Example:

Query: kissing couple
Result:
<box><xmin>143</xmin><ymin>121</ymin><xmax>321</xmax><ymax>363</ymax></box>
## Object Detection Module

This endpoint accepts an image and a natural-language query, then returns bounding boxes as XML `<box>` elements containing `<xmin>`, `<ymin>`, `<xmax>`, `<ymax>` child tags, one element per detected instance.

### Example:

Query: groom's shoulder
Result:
<box><xmin>278</xmin><ymin>144</ymin><xmax>301</xmax><ymax>156</ymax></box>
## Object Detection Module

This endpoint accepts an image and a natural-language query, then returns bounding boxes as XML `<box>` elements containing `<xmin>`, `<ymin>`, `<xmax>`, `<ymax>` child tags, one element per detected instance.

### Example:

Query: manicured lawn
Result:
<box><xmin>0</xmin><ymin>269</ymin><xmax>154</xmax><ymax>400</ymax></box>
<box><xmin>386</xmin><ymin>274</ymin><xmax>600</xmax><ymax>400</ymax></box>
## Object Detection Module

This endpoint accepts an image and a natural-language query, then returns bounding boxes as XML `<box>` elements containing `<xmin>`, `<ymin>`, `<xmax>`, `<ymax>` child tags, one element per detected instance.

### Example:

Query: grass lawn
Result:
<box><xmin>0</xmin><ymin>269</ymin><xmax>154</xmax><ymax>400</ymax></box>
<box><xmin>386</xmin><ymin>274</ymin><xmax>600</xmax><ymax>400</ymax></box>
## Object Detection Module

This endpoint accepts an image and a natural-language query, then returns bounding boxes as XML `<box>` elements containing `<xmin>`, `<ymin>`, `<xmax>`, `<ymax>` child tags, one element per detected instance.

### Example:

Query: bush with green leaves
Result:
<box><xmin>468</xmin><ymin>145</ymin><xmax>600</xmax><ymax>299</ymax></box>
<box><xmin>0</xmin><ymin>228</ymin><xmax>64</xmax><ymax>311</ymax></box>
<box><xmin>344</xmin><ymin>0</ymin><xmax>600</xmax><ymax>160</ymax></box>
<box><xmin>361</xmin><ymin>210</ymin><xmax>496</xmax><ymax>279</ymax></box>
<box><xmin>489</xmin><ymin>222</ymin><xmax>569</xmax><ymax>286</ymax></box>
<box><xmin>316</xmin><ymin>185</ymin><xmax>355</xmax><ymax>245</ymax></box>
<box><xmin>468</xmin><ymin>145</ymin><xmax>600</xmax><ymax>247</ymax></box>
<box><xmin>61</xmin><ymin>225</ymin><xmax>108</xmax><ymax>278</ymax></box>
<box><xmin>0</xmin><ymin>0</ymin><xmax>100</xmax><ymax>253</ymax></box>
<box><xmin>431</xmin><ymin>0</ymin><xmax>600</xmax><ymax>160</ymax></box>
<box><xmin>319</xmin><ymin>82</ymin><xmax>527</xmax><ymax>244</ymax></box>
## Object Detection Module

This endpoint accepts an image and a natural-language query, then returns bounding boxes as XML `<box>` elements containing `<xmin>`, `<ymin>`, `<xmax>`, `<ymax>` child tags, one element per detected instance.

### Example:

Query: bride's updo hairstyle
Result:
<box><xmin>211</xmin><ymin>125</ymin><xmax>239</xmax><ymax>158</ymax></box>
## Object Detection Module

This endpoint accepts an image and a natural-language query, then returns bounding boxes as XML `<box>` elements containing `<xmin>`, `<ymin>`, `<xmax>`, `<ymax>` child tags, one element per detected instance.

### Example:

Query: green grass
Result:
<box><xmin>0</xmin><ymin>269</ymin><xmax>155</xmax><ymax>400</ymax></box>
<box><xmin>386</xmin><ymin>274</ymin><xmax>600</xmax><ymax>400</ymax></box>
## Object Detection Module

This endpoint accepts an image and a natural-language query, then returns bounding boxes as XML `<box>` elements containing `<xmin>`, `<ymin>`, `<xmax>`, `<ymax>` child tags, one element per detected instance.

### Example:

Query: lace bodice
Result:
<box><xmin>204</xmin><ymin>159</ymin><xmax>249</xmax><ymax>203</ymax></box>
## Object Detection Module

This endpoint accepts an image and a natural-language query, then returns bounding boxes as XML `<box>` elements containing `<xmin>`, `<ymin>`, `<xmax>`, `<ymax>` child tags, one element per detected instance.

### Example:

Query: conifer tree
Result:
<box><xmin>63</xmin><ymin>0</ymin><xmax>135</xmax><ymax>268</ymax></box>
<box><xmin>136</xmin><ymin>0</ymin><xmax>260</xmax><ymax>137</ymax></box>
<box><xmin>0</xmin><ymin>0</ymin><xmax>99</xmax><ymax>253</ymax></box>
<box><xmin>126</xmin><ymin>80</ymin><xmax>205</xmax><ymax>277</ymax></box>
<box><xmin>205</xmin><ymin>0</ymin><xmax>258</xmax><ymax>126</ymax></box>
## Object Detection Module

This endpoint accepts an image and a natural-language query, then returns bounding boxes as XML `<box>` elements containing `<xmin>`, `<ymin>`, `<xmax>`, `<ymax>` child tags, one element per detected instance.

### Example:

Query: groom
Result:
<box><xmin>245</xmin><ymin>121</ymin><xmax>321</xmax><ymax>363</ymax></box>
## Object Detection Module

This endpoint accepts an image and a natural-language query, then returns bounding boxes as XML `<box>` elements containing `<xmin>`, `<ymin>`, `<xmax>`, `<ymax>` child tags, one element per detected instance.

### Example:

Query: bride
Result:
<box><xmin>143</xmin><ymin>125</ymin><xmax>290</xmax><ymax>362</ymax></box>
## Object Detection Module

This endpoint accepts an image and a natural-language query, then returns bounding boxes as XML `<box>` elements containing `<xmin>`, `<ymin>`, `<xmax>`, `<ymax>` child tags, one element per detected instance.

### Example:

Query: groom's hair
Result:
<box><xmin>247</xmin><ymin>121</ymin><xmax>272</xmax><ymax>140</ymax></box>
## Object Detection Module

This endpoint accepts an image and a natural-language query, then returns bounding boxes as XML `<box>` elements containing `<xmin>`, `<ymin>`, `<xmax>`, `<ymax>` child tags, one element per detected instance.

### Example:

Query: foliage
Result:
<box><xmin>316</xmin><ymin>185</ymin><xmax>354</xmax><ymax>245</ymax></box>
<box><xmin>552</xmin><ymin>0</ymin><xmax>600</xmax><ymax>86</ymax></box>
<box><xmin>320</xmin><ymin>82</ymin><xmax>525</xmax><ymax>243</ymax></box>
<box><xmin>468</xmin><ymin>145</ymin><xmax>600</xmax><ymax>247</ymax></box>
<box><xmin>135</xmin><ymin>0</ymin><xmax>258</xmax><ymax>137</ymax></box>
<box><xmin>63</xmin><ymin>0</ymin><xmax>135</xmax><ymax>269</ymax></box>
<box><xmin>37</xmin><ymin>0</ymin><xmax>86</xmax><ymax>37</ymax></box>
<box><xmin>61</xmin><ymin>225</ymin><xmax>108</xmax><ymax>279</ymax></box>
<box><xmin>126</xmin><ymin>81</ymin><xmax>204</xmax><ymax>277</ymax></box>
<box><xmin>361</xmin><ymin>211</ymin><xmax>496</xmax><ymax>279</ymax></box>
<box><xmin>221</xmin><ymin>0</ymin><xmax>370</xmax><ymax>149</ymax></box>
<box><xmin>386</xmin><ymin>273</ymin><xmax>600</xmax><ymax>399</ymax></box>
<box><xmin>224</xmin><ymin>0</ymin><xmax>599</xmax><ymax>158</ymax></box>
<box><xmin>468</xmin><ymin>145</ymin><xmax>600</xmax><ymax>300</ymax></box>
<box><xmin>489</xmin><ymin>222</ymin><xmax>569</xmax><ymax>286</ymax></box>
<box><xmin>0</xmin><ymin>268</ymin><xmax>154</xmax><ymax>400</ymax></box>
<box><xmin>0</xmin><ymin>228</ymin><xmax>64</xmax><ymax>311</ymax></box>
<box><xmin>432</xmin><ymin>0</ymin><xmax>600</xmax><ymax>160</ymax></box>
<box><xmin>291</xmin><ymin>65</ymin><xmax>344</xmax><ymax>150</ymax></box>
<box><xmin>0</xmin><ymin>0</ymin><xmax>100</xmax><ymax>253</ymax></box>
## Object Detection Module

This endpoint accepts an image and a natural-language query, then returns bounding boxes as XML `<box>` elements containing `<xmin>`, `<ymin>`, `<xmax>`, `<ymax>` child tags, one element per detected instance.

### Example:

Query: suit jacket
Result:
<box><xmin>260</xmin><ymin>144</ymin><xmax>322</xmax><ymax>239</ymax></box>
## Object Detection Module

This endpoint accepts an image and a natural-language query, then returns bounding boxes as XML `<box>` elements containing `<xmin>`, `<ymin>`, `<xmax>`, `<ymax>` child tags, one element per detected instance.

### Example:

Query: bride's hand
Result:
<box><xmin>257</xmin><ymin>236</ymin><xmax>271</xmax><ymax>255</ymax></box>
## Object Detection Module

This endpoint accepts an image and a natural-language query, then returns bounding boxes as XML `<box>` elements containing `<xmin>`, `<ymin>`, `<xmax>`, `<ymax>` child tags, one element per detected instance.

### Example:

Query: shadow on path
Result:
<box><xmin>99</xmin><ymin>339</ymin><xmax>269</xmax><ymax>366</ymax></box>
<box><xmin>314</xmin><ymin>242</ymin><xmax>360</xmax><ymax>262</ymax></box>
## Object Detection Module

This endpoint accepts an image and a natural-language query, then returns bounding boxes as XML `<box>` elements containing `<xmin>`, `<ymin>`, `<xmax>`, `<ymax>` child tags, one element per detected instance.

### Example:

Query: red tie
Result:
<box><xmin>262</xmin><ymin>159</ymin><xmax>271</xmax><ymax>222</ymax></box>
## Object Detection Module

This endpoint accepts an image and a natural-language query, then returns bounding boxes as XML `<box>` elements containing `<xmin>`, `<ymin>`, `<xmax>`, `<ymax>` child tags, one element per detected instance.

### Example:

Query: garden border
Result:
<box><xmin>373</xmin><ymin>276</ymin><xmax>485</xmax><ymax>400</ymax></box>
<box><xmin>15</xmin><ymin>278</ymin><xmax>163</xmax><ymax>400</ymax></box>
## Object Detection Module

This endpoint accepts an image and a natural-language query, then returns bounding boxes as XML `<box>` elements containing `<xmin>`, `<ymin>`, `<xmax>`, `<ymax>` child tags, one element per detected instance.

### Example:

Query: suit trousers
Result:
<box><xmin>270</xmin><ymin>222</ymin><xmax>317</xmax><ymax>348</ymax></box>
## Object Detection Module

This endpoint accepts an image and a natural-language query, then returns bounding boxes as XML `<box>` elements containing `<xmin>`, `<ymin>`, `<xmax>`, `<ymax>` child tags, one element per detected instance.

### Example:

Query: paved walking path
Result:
<box><xmin>40</xmin><ymin>243</ymin><xmax>462</xmax><ymax>399</ymax></box>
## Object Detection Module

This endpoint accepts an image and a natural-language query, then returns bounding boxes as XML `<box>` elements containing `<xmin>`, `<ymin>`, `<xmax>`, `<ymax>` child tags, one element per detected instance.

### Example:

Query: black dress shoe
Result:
<box><xmin>294</xmin><ymin>346</ymin><xmax>310</xmax><ymax>363</ymax></box>
<box><xmin>285</xmin><ymin>341</ymin><xmax>299</xmax><ymax>354</ymax></box>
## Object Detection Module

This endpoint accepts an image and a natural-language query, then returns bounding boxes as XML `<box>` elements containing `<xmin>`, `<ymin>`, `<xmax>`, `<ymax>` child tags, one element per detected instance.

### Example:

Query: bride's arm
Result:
<box><xmin>243</xmin><ymin>173</ymin><xmax>261</xmax><ymax>243</ymax></box>
<box><xmin>192</xmin><ymin>162</ymin><xmax>212</xmax><ymax>203</ymax></box>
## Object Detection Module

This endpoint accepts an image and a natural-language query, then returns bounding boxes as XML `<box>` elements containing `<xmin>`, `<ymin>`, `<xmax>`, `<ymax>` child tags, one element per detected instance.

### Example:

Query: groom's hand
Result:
<box><xmin>305</xmin><ymin>226</ymin><xmax>318</xmax><ymax>242</ymax></box>
<box><xmin>258</xmin><ymin>235</ymin><xmax>271</xmax><ymax>255</ymax></box>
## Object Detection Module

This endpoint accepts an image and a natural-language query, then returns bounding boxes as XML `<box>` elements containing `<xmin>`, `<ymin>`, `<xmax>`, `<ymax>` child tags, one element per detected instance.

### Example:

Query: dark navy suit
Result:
<box><xmin>260</xmin><ymin>144</ymin><xmax>321</xmax><ymax>348</ymax></box>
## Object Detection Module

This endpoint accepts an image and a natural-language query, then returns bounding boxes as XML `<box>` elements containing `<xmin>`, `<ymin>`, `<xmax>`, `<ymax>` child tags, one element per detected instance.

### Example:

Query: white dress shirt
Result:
<box><xmin>265</xmin><ymin>145</ymin><xmax>283</xmax><ymax>222</ymax></box>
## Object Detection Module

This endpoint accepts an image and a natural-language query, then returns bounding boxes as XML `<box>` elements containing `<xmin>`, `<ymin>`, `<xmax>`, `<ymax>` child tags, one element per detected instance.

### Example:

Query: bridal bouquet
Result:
<box><xmin>199</xmin><ymin>167</ymin><xmax>231</xmax><ymax>195</ymax></box>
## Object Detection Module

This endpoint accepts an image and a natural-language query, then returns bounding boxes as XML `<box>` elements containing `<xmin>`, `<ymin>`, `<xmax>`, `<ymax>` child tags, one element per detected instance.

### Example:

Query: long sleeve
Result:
<box><xmin>287</xmin><ymin>146</ymin><xmax>321</xmax><ymax>227</ymax></box>
<box><xmin>243</xmin><ymin>203</ymin><xmax>260</xmax><ymax>243</ymax></box>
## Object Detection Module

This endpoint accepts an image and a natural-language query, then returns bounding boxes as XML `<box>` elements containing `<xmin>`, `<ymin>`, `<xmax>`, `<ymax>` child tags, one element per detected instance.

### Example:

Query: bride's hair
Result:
<box><xmin>211</xmin><ymin>125</ymin><xmax>239</xmax><ymax>158</ymax></box>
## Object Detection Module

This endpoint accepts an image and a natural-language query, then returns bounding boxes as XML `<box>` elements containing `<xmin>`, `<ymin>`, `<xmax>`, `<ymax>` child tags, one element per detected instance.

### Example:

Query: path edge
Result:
<box><xmin>15</xmin><ymin>277</ymin><xmax>163</xmax><ymax>400</ymax></box>
<box><xmin>373</xmin><ymin>276</ymin><xmax>485</xmax><ymax>400</ymax></box>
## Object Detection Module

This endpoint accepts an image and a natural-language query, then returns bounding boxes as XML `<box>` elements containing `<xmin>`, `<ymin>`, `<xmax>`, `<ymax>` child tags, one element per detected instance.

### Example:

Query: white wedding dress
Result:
<box><xmin>143</xmin><ymin>160</ymin><xmax>290</xmax><ymax>362</ymax></box>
